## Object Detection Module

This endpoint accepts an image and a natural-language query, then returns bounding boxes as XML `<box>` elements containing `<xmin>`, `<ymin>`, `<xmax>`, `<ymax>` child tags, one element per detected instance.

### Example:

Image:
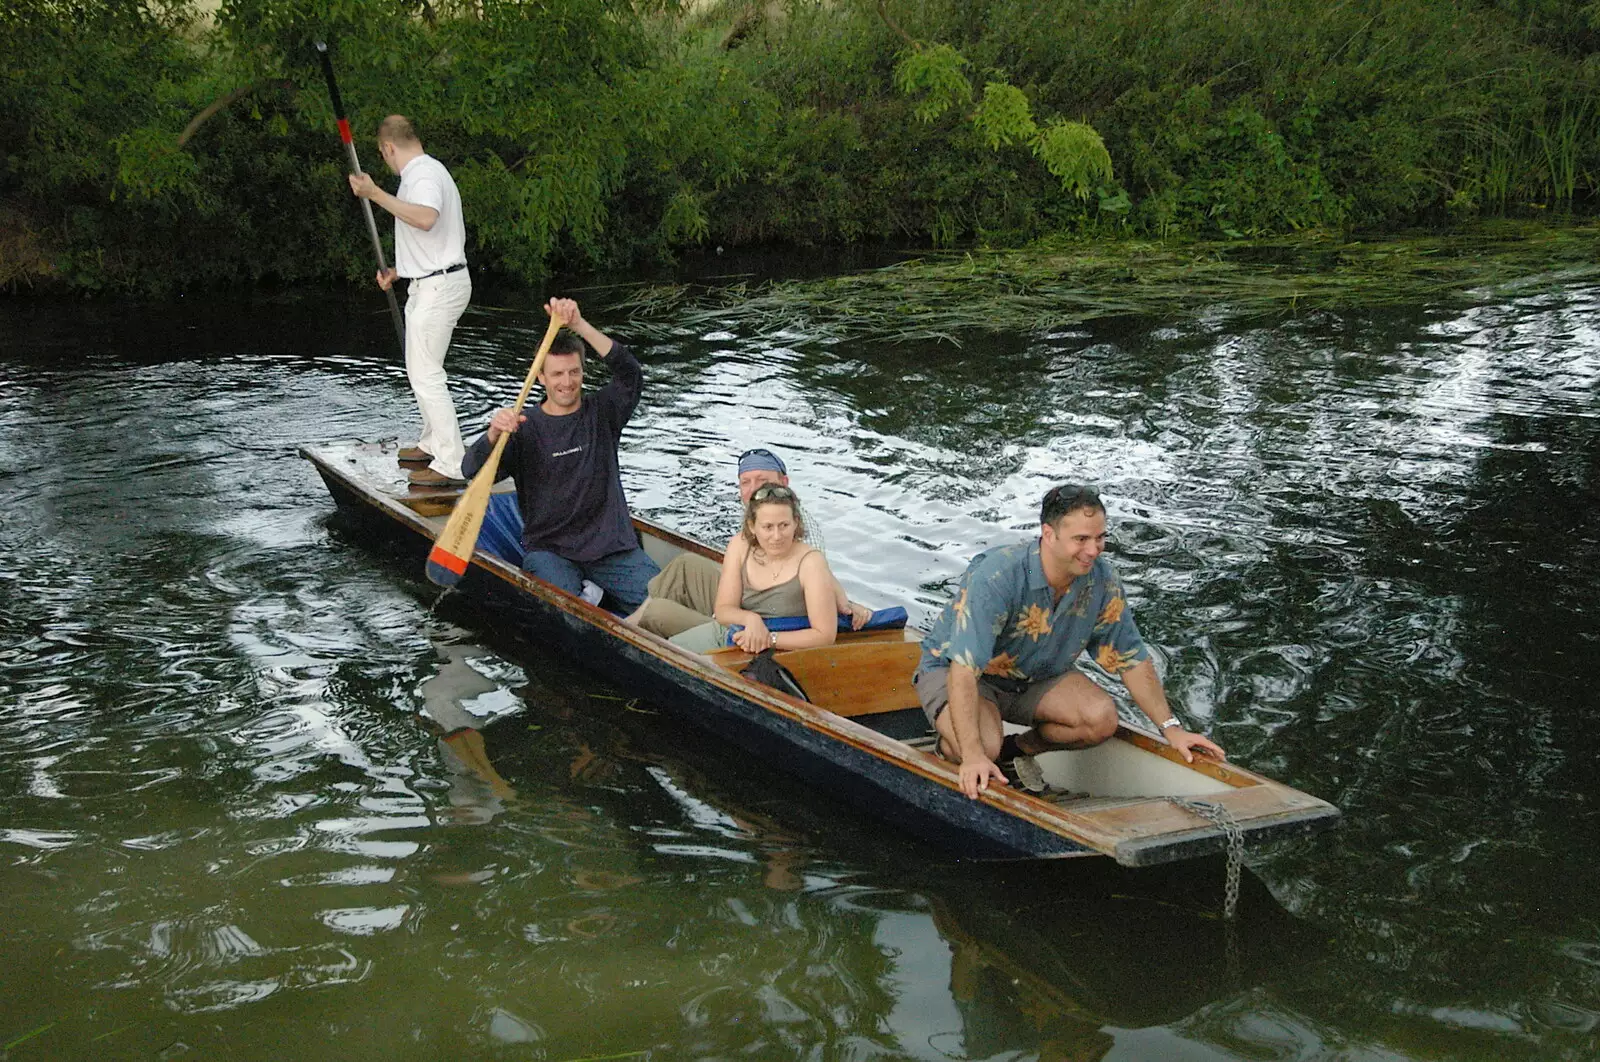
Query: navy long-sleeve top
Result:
<box><xmin>462</xmin><ymin>342</ymin><xmax>643</xmax><ymax>563</ymax></box>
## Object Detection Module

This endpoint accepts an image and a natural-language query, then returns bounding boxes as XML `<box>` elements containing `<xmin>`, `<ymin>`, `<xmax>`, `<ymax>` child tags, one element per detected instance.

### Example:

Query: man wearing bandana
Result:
<box><xmin>627</xmin><ymin>447</ymin><xmax>870</xmax><ymax>639</ymax></box>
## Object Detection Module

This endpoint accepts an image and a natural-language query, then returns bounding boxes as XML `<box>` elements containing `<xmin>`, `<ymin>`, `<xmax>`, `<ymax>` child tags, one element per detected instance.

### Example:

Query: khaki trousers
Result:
<box><xmin>634</xmin><ymin>552</ymin><xmax>723</xmax><ymax>638</ymax></box>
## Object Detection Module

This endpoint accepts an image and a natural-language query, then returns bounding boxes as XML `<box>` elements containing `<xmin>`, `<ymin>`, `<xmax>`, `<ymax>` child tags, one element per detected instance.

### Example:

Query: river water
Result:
<box><xmin>1</xmin><ymin>278</ymin><xmax>1597</xmax><ymax>1061</ymax></box>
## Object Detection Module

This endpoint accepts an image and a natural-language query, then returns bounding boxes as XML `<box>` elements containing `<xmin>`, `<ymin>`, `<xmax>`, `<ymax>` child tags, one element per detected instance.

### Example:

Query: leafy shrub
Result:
<box><xmin>1</xmin><ymin>0</ymin><xmax>1597</xmax><ymax>294</ymax></box>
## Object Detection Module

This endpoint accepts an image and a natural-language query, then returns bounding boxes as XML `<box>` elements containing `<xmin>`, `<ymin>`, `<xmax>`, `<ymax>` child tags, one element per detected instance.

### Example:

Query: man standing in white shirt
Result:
<box><xmin>349</xmin><ymin>114</ymin><xmax>471</xmax><ymax>487</ymax></box>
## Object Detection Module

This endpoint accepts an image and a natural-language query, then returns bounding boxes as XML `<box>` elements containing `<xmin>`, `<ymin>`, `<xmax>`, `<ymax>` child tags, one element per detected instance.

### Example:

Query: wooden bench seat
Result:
<box><xmin>708</xmin><ymin>638</ymin><xmax>923</xmax><ymax>717</ymax></box>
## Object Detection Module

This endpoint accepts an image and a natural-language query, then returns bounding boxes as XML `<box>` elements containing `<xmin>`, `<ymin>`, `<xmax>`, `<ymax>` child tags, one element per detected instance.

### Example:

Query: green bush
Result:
<box><xmin>1</xmin><ymin>0</ymin><xmax>1597</xmax><ymax>294</ymax></box>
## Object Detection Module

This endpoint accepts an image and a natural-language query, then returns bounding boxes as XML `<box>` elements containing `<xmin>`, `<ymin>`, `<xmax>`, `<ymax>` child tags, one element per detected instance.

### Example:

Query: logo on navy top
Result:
<box><xmin>551</xmin><ymin>446</ymin><xmax>583</xmax><ymax>458</ymax></box>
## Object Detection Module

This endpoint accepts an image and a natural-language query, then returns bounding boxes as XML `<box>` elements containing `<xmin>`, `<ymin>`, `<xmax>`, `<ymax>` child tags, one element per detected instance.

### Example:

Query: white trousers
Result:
<box><xmin>404</xmin><ymin>268</ymin><xmax>472</xmax><ymax>479</ymax></box>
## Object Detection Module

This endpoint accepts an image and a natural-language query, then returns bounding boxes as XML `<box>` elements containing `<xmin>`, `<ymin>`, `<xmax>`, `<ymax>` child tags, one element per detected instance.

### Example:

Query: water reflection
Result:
<box><xmin>3</xmin><ymin>282</ymin><xmax>1599</xmax><ymax>1059</ymax></box>
<box><xmin>418</xmin><ymin>634</ymin><xmax>520</xmax><ymax>824</ymax></box>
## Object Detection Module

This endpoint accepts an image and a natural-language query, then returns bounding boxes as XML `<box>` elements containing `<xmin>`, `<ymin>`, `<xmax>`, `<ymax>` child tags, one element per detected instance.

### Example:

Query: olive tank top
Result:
<box><xmin>741</xmin><ymin>549</ymin><xmax>814</xmax><ymax>617</ymax></box>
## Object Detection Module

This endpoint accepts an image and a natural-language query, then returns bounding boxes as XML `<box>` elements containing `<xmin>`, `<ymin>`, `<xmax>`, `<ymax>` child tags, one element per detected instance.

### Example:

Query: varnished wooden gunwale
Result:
<box><xmin>299</xmin><ymin>439</ymin><xmax>1341</xmax><ymax>865</ymax></box>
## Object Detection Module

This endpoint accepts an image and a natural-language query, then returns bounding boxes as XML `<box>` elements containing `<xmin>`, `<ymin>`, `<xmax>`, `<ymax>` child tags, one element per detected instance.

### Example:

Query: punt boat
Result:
<box><xmin>301</xmin><ymin>439</ymin><xmax>1340</xmax><ymax>865</ymax></box>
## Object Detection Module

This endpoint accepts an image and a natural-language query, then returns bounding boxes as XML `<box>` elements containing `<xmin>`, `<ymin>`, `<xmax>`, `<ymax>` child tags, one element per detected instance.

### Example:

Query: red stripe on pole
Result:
<box><xmin>336</xmin><ymin>118</ymin><xmax>353</xmax><ymax>144</ymax></box>
<box><xmin>427</xmin><ymin>545</ymin><xmax>470</xmax><ymax>576</ymax></box>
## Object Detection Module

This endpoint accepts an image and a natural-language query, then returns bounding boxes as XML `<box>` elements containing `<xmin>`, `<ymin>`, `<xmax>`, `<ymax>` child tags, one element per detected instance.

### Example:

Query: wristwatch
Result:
<box><xmin>769</xmin><ymin>631</ymin><xmax>778</xmax><ymax>648</ymax></box>
<box><xmin>1159</xmin><ymin>717</ymin><xmax>1183</xmax><ymax>731</ymax></box>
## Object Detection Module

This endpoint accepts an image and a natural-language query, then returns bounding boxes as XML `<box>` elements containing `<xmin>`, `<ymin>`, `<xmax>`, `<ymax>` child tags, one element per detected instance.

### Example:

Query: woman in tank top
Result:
<box><xmin>666</xmin><ymin>484</ymin><xmax>841</xmax><ymax>654</ymax></box>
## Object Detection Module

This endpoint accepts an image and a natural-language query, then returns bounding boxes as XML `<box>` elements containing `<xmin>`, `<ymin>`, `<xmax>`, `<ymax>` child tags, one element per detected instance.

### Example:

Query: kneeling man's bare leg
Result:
<box><xmin>1023</xmin><ymin>672</ymin><xmax>1118</xmax><ymax>753</ymax></box>
<box><xmin>933</xmin><ymin>693</ymin><xmax>1005</xmax><ymax>763</ymax></box>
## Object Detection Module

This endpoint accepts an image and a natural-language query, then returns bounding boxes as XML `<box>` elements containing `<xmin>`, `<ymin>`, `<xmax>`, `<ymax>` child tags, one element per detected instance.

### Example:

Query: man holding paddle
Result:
<box><xmin>461</xmin><ymin>298</ymin><xmax>660</xmax><ymax>611</ymax></box>
<box><xmin>348</xmin><ymin>115</ymin><xmax>471</xmax><ymax>488</ymax></box>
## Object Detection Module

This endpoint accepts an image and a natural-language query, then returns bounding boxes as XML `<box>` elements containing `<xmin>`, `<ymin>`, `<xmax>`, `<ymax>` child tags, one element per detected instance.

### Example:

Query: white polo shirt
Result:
<box><xmin>393</xmin><ymin>153</ymin><xmax>467</xmax><ymax>278</ymax></box>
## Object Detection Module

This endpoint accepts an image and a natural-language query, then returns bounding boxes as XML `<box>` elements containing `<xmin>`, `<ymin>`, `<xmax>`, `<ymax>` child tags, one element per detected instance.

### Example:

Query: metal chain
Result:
<box><xmin>1169</xmin><ymin>797</ymin><xmax>1245</xmax><ymax>921</ymax></box>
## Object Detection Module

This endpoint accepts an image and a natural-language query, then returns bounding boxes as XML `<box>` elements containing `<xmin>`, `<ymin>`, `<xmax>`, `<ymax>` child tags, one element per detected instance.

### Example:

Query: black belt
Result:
<box><xmin>412</xmin><ymin>262</ymin><xmax>467</xmax><ymax>281</ymax></box>
<box><xmin>983</xmin><ymin>675</ymin><xmax>1032</xmax><ymax>695</ymax></box>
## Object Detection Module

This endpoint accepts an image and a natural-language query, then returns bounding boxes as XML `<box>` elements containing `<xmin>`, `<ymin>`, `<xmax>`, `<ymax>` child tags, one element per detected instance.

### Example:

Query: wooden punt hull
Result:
<box><xmin>300</xmin><ymin>439</ymin><xmax>1340</xmax><ymax>865</ymax></box>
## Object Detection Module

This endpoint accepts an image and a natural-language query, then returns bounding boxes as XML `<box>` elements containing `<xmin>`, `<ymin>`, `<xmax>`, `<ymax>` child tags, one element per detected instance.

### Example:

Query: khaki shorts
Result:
<box><xmin>914</xmin><ymin>667</ymin><xmax>1076</xmax><ymax>730</ymax></box>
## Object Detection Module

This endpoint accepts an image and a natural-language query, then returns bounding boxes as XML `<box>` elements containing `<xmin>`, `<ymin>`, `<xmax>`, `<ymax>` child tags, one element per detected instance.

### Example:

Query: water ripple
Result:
<box><xmin>2</xmin><ymin>284</ymin><xmax>1598</xmax><ymax>1060</ymax></box>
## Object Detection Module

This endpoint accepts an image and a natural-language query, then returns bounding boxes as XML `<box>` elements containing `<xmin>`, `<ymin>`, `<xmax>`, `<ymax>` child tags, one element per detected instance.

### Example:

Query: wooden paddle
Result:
<box><xmin>426</xmin><ymin>314</ymin><xmax>563</xmax><ymax>587</ymax></box>
<box><xmin>314</xmin><ymin>40</ymin><xmax>406</xmax><ymax>352</ymax></box>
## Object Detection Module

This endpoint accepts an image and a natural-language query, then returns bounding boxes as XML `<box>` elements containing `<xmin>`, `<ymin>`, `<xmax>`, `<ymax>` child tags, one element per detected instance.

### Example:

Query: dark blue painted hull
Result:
<box><xmin>310</xmin><ymin>462</ymin><xmax>1092</xmax><ymax>860</ymax></box>
<box><xmin>303</xmin><ymin>440</ymin><xmax>1341</xmax><ymax>865</ymax></box>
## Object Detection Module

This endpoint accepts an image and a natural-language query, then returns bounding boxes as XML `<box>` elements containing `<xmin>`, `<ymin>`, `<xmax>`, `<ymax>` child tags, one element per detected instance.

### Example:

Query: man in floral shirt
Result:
<box><xmin>917</xmin><ymin>485</ymin><xmax>1226</xmax><ymax>799</ymax></box>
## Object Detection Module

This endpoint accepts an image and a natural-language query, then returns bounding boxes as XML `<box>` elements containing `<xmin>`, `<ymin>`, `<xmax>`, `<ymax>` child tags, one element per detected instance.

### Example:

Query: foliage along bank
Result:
<box><xmin>2</xmin><ymin>0</ymin><xmax>1598</xmax><ymax>295</ymax></box>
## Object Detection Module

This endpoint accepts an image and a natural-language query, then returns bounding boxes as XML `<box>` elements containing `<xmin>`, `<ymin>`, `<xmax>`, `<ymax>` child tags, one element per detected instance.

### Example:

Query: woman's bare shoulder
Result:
<box><xmin>797</xmin><ymin>547</ymin><xmax>832</xmax><ymax>578</ymax></box>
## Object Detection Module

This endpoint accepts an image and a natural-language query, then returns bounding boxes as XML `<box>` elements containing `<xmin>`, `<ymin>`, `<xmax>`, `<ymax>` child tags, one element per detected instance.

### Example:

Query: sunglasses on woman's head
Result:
<box><xmin>750</xmin><ymin>484</ymin><xmax>796</xmax><ymax>502</ymax></box>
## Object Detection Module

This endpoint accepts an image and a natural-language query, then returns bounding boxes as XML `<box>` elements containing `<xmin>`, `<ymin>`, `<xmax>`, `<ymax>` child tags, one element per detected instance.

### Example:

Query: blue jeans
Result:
<box><xmin>521</xmin><ymin>547</ymin><xmax>660</xmax><ymax>612</ymax></box>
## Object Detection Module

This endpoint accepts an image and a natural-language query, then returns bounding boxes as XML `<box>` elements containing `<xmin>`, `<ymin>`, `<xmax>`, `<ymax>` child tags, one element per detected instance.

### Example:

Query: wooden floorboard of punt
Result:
<box><xmin>1071</xmin><ymin>782</ymin><xmax>1328</xmax><ymax>842</ymax></box>
<box><xmin>1045</xmin><ymin>794</ymin><xmax>1149</xmax><ymax>814</ymax></box>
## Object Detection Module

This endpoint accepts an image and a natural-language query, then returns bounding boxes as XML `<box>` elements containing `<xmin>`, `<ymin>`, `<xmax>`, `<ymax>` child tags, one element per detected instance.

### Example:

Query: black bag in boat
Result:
<box><xmin>740</xmin><ymin>648</ymin><xmax>810</xmax><ymax>702</ymax></box>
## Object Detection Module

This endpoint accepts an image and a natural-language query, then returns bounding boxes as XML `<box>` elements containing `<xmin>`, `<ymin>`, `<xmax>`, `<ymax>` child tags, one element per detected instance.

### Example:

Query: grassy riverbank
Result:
<box><xmin>3</xmin><ymin>1</ymin><xmax>1598</xmax><ymax>295</ymax></box>
<box><xmin>607</xmin><ymin>222</ymin><xmax>1600</xmax><ymax>341</ymax></box>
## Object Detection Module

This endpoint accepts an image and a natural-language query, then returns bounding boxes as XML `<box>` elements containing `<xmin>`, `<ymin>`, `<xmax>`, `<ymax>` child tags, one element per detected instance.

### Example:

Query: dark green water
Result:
<box><xmin>1</xmin><ymin>284</ymin><xmax>1597</xmax><ymax>1061</ymax></box>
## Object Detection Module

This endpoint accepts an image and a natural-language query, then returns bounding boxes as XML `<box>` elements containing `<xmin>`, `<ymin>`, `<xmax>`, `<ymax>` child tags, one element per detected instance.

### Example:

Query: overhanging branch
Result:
<box><xmin>876</xmin><ymin>0</ymin><xmax>917</xmax><ymax>49</ymax></box>
<box><xmin>177</xmin><ymin>79</ymin><xmax>294</xmax><ymax>147</ymax></box>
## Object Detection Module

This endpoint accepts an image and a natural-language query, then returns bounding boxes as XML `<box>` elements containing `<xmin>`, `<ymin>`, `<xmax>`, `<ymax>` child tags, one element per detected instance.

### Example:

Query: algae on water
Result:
<box><xmin>608</xmin><ymin>224</ymin><xmax>1600</xmax><ymax>344</ymax></box>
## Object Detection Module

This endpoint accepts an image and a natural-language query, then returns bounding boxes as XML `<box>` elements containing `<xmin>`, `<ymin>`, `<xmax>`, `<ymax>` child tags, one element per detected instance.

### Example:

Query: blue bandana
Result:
<box><xmin>737</xmin><ymin>448</ymin><xmax>787</xmax><ymax>476</ymax></box>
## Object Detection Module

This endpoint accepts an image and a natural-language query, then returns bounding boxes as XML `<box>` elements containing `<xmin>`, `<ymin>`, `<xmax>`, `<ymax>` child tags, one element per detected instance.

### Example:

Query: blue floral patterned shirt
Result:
<box><xmin>918</xmin><ymin>539</ymin><xmax>1151</xmax><ymax>681</ymax></box>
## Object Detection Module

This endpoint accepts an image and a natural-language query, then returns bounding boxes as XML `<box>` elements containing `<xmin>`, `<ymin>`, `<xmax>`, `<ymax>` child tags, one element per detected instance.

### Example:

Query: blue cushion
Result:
<box><xmin>724</xmin><ymin>607</ymin><xmax>908</xmax><ymax>646</ymax></box>
<box><xmin>480</xmin><ymin>493</ymin><xmax>526</xmax><ymax>566</ymax></box>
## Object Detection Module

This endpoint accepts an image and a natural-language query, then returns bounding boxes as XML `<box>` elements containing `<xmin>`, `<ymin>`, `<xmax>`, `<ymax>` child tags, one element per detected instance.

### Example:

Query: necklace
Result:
<box><xmin>750</xmin><ymin>547</ymin><xmax>797</xmax><ymax>579</ymax></box>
